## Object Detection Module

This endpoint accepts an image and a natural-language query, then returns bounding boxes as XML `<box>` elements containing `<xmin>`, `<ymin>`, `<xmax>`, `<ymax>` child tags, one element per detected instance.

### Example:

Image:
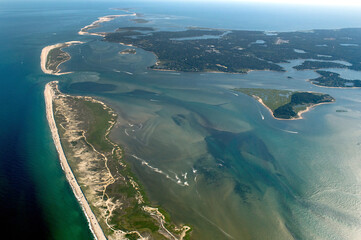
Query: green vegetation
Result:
<box><xmin>82</xmin><ymin>100</ymin><xmax>114</xmax><ymax>152</ymax></box>
<box><xmin>293</xmin><ymin>60</ymin><xmax>348</xmax><ymax>70</ymax></box>
<box><xmin>52</xmin><ymin>83</ymin><xmax>191</xmax><ymax>239</ymax></box>
<box><xmin>130</xmin><ymin>19</ymin><xmax>150</xmax><ymax>23</ymax></box>
<box><xmin>310</xmin><ymin>70</ymin><xmax>361</xmax><ymax>87</ymax></box>
<box><xmin>46</xmin><ymin>46</ymin><xmax>70</xmax><ymax>72</ymax></box>
<box><xmin>125</xmin><ymin>233</ymin><xmax>140</xmax><ymax>240</ymax></box>
<box><xmin>235</xmin><ymin>88</ymin><xmax>292</xmax><ymax>111</ymax></box>
<box><xmin>105</xmin><ymin>29</ymin><xmax>283</xmax><ymax>73</ymax></box>
<box><xmin>104</xmin><ymin>26</ymin><xmax>361</xmax><ymax>73</ymax></box>
<box><xmin>235</xmin><ymin>88</ymin><xmax>335</xmax><ymax>119</ymax></box>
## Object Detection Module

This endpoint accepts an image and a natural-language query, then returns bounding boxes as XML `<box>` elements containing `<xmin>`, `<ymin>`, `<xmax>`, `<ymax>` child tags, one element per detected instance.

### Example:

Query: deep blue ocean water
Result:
<box><xmin>1</xmin><ymin>1</ymin><xmax>361</xmax><ymax>239</ymax></box>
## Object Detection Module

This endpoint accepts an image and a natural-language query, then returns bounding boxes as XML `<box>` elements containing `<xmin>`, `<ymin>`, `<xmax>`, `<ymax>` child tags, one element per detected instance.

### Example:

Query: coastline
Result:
<box><xmin>45</xmin><ymin>81</ymin><xmax>191</xmax><ymax>239</ymax></box>
<box><xmin>40</xmin><ymin>41</ymin><xmax>83</xmax><ymax>75</ymax></box>
<box><xmin>44</xmin><ymin>82</ymin><xmax>107</xmax><ymax>240</ymax></box>
<box><xmin>253</xmin><ymin>95</ymin><xmax>334</xmax><ymax>120</ymax></box>
<box><xmin>307</xmin><ymin>79</ymin><xmax>361</xmax><ymax>89</ymax></box>
<box><xmin>78</xmin><ymin>14</ymin><xmax>135</xmax><ymax>36</ymax></box>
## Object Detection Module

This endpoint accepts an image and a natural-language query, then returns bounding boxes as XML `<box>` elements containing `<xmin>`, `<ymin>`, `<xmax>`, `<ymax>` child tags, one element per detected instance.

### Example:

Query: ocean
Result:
<box><xmin>1</xmin><ymin>1</ymin><xmax>361</xmax><ymax>239</ymax></box>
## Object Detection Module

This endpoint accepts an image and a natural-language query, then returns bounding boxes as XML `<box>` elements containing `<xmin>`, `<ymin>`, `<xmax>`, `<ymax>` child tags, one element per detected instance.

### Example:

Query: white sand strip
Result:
<box><xmin>40</xmin><ymin>41</ymin><xmax>83</xmax><ymax>75</ymax></box>
<box><xmin>78</xmin><ymin>14</ymin><xmax>136</xmax><ymax>35</ymax></box>
<box><xmin>44</xmin><ymin>81</ymin><xmax>106</xmax><ymax>240</ymax></box>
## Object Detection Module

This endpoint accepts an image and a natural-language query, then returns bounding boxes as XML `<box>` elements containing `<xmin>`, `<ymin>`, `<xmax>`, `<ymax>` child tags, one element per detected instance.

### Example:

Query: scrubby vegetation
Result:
<box><xmin>52</xmin><ymin>82</ymin><xmax>191</xmax><ymax>240</ymax></box>
<box><xmin>235</xmin><ymin>88</ymin><xmax>334</xmax><ymax>119</ymax></box>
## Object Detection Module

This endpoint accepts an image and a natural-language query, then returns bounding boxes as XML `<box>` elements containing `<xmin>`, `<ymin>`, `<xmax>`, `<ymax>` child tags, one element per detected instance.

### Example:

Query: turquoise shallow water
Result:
<box><xmin>2</xmin><ymin>1</ymin><xmax>361</xmax><ymax>239</ymax></box>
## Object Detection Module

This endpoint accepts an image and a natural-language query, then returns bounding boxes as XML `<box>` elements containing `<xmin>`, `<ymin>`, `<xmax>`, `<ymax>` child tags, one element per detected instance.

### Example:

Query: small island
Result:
<box><xmin>235</xmin><ymin>88</ymin><xmax>335</xmax><ymax>120</ymax></box>
<box><xmin>310</xmin><ymin>70</ymin><xmax>361</xmax><ymax>88</ymax></box>
<box><xmin>119</xmin><ymin>48</ymin><xmax>137</xmax><ymax>55</ymax></box>
<box><xmin>293</xmin><ymin>60</ymin><xmax>349</xmax><ymax>70</ymax></box>
<box><xmin>130</xmin><ymin>18</ymin><xmax>150</xmax><ymax>24</ymax></box>
<box><xmin>40</xmin><ymin>41</ymin><xmax>83</xmax><ymax>75</ymax></box>
<box><xmin>45</xmin><ymin>81</ymin><xmax>191</xmax><ymax>240</ymax></box>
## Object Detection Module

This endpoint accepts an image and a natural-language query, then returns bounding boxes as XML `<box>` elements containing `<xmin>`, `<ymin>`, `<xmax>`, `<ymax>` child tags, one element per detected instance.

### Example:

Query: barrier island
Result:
<box><xmin>45</xmin><ymin>81</ymin><xmax>191</xmax><ymax>240</ymax></box>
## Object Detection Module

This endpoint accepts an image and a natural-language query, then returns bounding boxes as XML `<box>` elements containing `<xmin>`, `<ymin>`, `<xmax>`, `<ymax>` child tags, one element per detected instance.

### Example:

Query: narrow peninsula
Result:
<box><xmin>45</xmin><ymin>81</ymin><xmax>191</xmax><ymax>240</ymax></box>
<box><xmin>235</xmin><ymin>88</ymin><xmax>335</xmax><ymax>120</ymax></box>
<box><xmin>40</xmin><ymin>41</ymin><xmax>83</xmax><ymax>75</ymax></box>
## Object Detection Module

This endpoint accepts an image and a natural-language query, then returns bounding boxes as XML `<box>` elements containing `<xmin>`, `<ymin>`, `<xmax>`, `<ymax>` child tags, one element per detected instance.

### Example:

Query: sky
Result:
<box><xmin>2</xmin><ymin>0</ymin><xmax>361</xmax><ymax>7</ymax></box>
<box><xmin>241</xmin><ymin>0</ymin><xmax>361</xmax><ymax>5</ymax></box>
<box><xmin>174</xmin><ymin>0</ymin><xmax>361</xmax><ymax>5</ymax></box>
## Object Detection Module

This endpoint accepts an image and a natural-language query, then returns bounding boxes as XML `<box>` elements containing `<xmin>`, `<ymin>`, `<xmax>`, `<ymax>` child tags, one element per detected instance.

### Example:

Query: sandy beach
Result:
<box><xmin>44</xmin><ymin>82</ymin><xmax>106</xmax><ymax>240</ymax></box>
<box><xmin>253</xmin><ymin>95</ymin><xmax>333</xmax><ymax>120</ymax></box>
<box><xmin>78</xmin><ymin>14</ymin><xmax>135</xmax><ymax>36</ymax></box>
<box><xmin>40</xmin><ymin>41</ymin><xmax>83</xmax><ymax>75</ymax></box>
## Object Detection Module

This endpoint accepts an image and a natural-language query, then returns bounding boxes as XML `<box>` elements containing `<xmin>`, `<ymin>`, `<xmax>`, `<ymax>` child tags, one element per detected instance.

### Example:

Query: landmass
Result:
<box><xmin>234</xmin><ymin>88</ymin><xmax>335</xmax><ymax>119</ymax></box>
<box><xmin>45</xmin><ymin>81</ymin><xmax>191</xmax><ymax>240</ymax></box>
<box><xmin>293</xmin><ymin>60</ymin><xmax>349</xmax><ymax>70</ymax></box>
<box><xmin>309</xmin><ymin>70</ymin><xmax>361</xmax><ymax>88</ymax></box>
<box><xmin>78</xmin><ymin>14</ymin><xmax>136</xmax><ymax>36</ymax></box>
<box><xmin>119</xmin><ymin>49</ymin><xmax>137</xmax><ymax>55</ymax></box>
<box><xmin>103</xmin><ymin>27</ymin><xmax>361</xmax><ymax>74</ymax></box>
<box><xmin>116</xmin><ymin>27</ymin><xmax>155</xmax><ymax>32</ymax></box>
<box><xmin>130</xmin><ymin>19</ymin><xmax>150</xmax><ymax>24</ymax></box>
<box><xmin>40</xmin><ymin>41</ymin><xmax>83</xmax><ymax>75</ymax></box>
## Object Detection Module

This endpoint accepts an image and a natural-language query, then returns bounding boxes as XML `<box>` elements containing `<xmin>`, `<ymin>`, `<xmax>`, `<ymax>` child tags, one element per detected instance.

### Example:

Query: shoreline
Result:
<box><xmin>307</xmin><ymin>79</ymin><xmax>361</xmax><ymax>89</ymax></box>
<box><xmin>44</xmin><ymin>81</ymin><xmax>106</xmax><ymax>240</ymax></box>
<box><xmin>40</xmin><ymin>41</ymin><xmax>83</xmax><ymax>75</ymax></box>
<box><xmin>253</xmin><ymin>95</ymin><xmax>334</xmax><ymax>120</ymax></box>
<box><xmin>78</xmin><ymin>14</ymin><xmax>136</xmax><ymax>36</ymax></box>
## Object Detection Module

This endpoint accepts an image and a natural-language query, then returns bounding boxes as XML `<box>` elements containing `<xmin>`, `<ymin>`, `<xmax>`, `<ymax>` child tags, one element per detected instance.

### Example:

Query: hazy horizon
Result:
<box><xmin>2</xmin><ymin>0</ymin><xmax>361</xmax><ymax>7</ymax></box>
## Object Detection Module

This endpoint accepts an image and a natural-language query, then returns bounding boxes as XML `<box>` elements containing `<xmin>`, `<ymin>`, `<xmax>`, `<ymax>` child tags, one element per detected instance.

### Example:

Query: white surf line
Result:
<box><xmin>182</xmin><ymin>172</ymin><xmax>188</xmax><ymax>180</ymax></box>
<box><xmin>131</xmin><ymin>155</ymin><xmax>174</xmax><ymax>180</ymax></box>
<box><xmin>259</xmin><ymin>110</ymin><xmax>265</xmax><ymax>120</ymax></box>
<box><xmin>124</xmin><ymin>71</ymin><xmax>133</xmax><ymax>75</ymax></box>
<box><xmin>170</xmin><ymin>171</ymin><xmax>182</xmax><ymax>185</ymax></box>
<box><xmin>252</xmin><ymin>97</ymin><xmax>266</xmax><ymax>121</ymax></box>
<box><xmin>171</xmin><ymin>171</ymin><xmax>189</xmax><ymax>186</ymax></box>
<box><xmin>230</xmin><ymin>92</ymin><xmax>239</xmax><ymax>96</ymax></box>
<box><xmin>281</xmin><ymin>129</ymin><xmax>299</xmax><ymax>134</ymax></box>
<box><xmin>131</xmin><ymin>154</ymin><xmax>188</xmax><ymax>187</ymax></box>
